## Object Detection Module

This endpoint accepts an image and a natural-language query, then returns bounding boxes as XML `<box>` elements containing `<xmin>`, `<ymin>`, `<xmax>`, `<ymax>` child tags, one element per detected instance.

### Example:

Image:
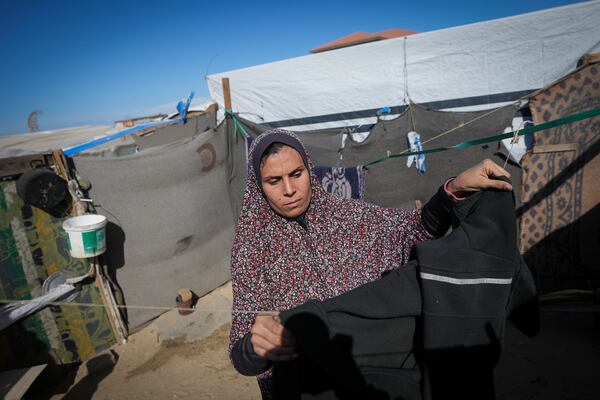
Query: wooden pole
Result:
<box><xmin>222</xmin><ymin>77</ymin><xmax>232</xmax><ymax>111</ymax></box>
<box><xmin>94</xmin><ymin>261</ymin><xmax>128</xmax><ymax>344</ymax></box>
<box><xmin>52</xmin><ymin>149</ymin><xmax>128</xmax><ymax>343</ymax></box>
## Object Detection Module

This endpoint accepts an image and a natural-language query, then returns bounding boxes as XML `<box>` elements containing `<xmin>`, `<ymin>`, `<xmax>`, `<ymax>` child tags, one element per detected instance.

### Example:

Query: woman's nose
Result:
<box><xmin>282</xmin><ymin>178</ymin><xmax>295</xmax><ymax>196</ymax></box>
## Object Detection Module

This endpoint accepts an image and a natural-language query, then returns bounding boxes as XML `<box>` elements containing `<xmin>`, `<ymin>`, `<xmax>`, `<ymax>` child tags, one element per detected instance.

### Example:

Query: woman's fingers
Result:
<box><xmin>482</xmin><ymin>158</ymin><xmax>511</xmax><ymax>179</ymax></box>
<box><xmin>251</xmin><ymin>313</ymin><xmax>297</xmax><ymax>361</ymax></box>
<box><xmin>481</xmin><ymin>159</ymin><xmax>512</xmax><ymax>191</ymax></box>
<box><xmin>450</xmin><ymin>159</ymin><xmax>513</xmax><ymax>193</ymax></box>
<box><xmin>484</xmin><ymin>176</ymin><xmax>513</xmax><ymax>191</ymax></box>
<box><xmin>253</xmin><ymin>314</ymin><xmax>295</xmax><ymax>346</ymax></box>
<box><xmin>252</xmin><ymin>334</ymin><xmax>297</xmax><ymax>361</ymax></box>
<box><xmin>251</xmin><ymin>333</ymin><xmax>297</xmax><ymax>361</ymax></box>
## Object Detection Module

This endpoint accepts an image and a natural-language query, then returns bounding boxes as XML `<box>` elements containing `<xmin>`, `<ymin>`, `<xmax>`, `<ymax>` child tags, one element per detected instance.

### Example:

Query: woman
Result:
<box><xmin>229</xmin><ymin>129</ymin><xmax>512</xmax><ymax>399</ymax></box>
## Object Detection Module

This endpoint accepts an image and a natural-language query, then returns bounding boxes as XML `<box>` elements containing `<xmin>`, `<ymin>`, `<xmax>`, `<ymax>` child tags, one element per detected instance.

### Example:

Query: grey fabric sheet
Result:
<box><xmin>222</xmin><ymin>120</ymin><xmax>250</xmax><ymax>223</ymax></box>
<box><xmin>133</xmin><ymin>111</ymin><xmax>216</xmax><ymax>150</ymax></box>
<box><xmin>75</xmin><ymin>128</ymin><xmax>236</xmax><ymax>328</ymax></box>
<box><xmin>341</xmin><ymin>104</ymin><xmax>520</xmax><ymax>208</ymax></box>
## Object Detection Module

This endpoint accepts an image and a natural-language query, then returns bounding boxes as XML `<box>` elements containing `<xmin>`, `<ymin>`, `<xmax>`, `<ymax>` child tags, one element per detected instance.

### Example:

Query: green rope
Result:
<box><xmin>364</xmin><ymin>107</ymin><xmax>600</xmax><ymax>167</ymax></box>
<box><xmin>225</xmin><ymin>108</ymin><xmax>249</xmax><ymax>139</ymax></box>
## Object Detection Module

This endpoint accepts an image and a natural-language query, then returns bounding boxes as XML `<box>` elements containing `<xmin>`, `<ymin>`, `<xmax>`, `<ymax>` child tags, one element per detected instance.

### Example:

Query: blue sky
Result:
<box><xmin>0</xmin><ymin>0</ymin><xmax>585</xmax><ymax>135</ymax></box>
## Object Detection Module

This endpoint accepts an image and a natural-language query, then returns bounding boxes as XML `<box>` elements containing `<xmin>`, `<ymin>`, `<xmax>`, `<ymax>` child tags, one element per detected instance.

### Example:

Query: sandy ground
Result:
<box><xmin>52</xmin><ymin>322</ymin><xmax>261</xmax><ymax>400</ymax></box>
<box><xmin>30</xmin><ymin>282</ymin><xmax>263</xmax><ymax>400</ymax></box>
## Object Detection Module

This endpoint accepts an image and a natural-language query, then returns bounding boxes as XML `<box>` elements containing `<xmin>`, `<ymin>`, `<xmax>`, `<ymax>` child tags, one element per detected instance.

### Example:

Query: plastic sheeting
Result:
<box><xmin>74</xmin><ymin>126</ymin><xmax>243</xmax><ymax>328</ymax></box>
<box><xmin>207</xmin><ymin>2</ymin><xmax>600</xmax><ymax>131</ymax></box>
<box><xmin>0</xmin><ymin>284</ymin><xmax>78</xmax><ymax>332</ymax></box>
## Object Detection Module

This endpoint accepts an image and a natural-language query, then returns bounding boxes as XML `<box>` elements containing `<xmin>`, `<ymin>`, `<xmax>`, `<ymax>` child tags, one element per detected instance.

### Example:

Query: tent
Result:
<box><xmin>207</xmin><ymin>1</ymin><xmax>600</xmax><ymax>133</ymax></box>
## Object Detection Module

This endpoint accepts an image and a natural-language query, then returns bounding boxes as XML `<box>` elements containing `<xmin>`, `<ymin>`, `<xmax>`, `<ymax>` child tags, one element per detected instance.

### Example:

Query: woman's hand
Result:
<box><xmin>447</xmin><ymin>159</ymin><xmax>513</xmax><ymax>195</ymax></box>
<box><xmin>251</xmin><ymin>312</ymin><xmax>297</xmax><ymax>361</ymax></box>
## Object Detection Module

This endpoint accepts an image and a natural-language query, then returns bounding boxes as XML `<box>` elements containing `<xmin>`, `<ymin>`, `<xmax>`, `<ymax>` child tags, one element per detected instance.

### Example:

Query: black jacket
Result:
<box><xmin>274</xmin><ymin>262</ymin><xmax>422</xmax><ymax>400</ymax></box>
<box><xmin>417</xmin><ymin>184</ymin><xmax>539</xmax><ymax>400</ymax></box>
<box><xmin>275</xmin><ymin>183</ymin><xmax>539</xmax><ymax>400</ymax></box>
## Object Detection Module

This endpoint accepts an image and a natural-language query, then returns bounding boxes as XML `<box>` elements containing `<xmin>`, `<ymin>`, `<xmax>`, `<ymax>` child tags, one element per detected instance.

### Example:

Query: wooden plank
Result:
<box><xmin>94</xmin><ymin>261</ymin><xmax>128</xmax><ymax>344</ymax></box>
<box><xmin>533</xmin><ymin>143</ymin><xmax>579</xmax><ymax>154</ymax></box>
<box><xmin>222</xmin><ymin>77</ymin><xmax>232</xmax><ymax>110</ymax></box>
<box><xmin>51</xmin><ymin>149</ymin><xmax>71</xmax><ymax>181</ymax></box>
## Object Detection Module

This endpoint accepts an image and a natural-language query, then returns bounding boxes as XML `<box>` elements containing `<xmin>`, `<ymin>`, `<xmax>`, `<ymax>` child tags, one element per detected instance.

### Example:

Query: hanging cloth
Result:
<box><xmin>406</xmin><ymin>131</ymin><xmax>426</xmax><ymax>173</ymax></box>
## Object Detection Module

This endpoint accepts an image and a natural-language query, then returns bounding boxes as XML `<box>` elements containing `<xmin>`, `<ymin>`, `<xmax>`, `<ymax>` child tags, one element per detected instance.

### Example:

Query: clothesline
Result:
<box><xmin>0</xmin><ymin>293</ymin><xmax>583</xmax><ymax>318</ymax></box>
<box><xmin>0</xmin><ymin>298</ymin><xmax>274</xmax><ymax>315</ymax></box>
<box><xmin>228</xmin><ymin>105</ymin><xmax>599</xmax><ymax>168</ymax></box>
<box><xmin>363</xmin><ymin>107</ymin><xmax>600</xmax><ymax>167</ymax></box>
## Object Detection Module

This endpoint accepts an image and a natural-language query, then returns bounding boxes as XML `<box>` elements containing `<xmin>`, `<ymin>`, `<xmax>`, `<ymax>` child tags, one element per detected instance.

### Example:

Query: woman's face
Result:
<box><xmin>259</xmin><ymin>145</ymin><xmax>312</xmax><ymax>218</ymax></box>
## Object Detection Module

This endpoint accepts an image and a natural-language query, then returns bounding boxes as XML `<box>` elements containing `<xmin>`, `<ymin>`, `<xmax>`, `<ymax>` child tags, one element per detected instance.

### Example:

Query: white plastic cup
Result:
<box><xmin>62</xmin><ymin>214</ymin><xmax>107</xmax><ymax>258</ymax></box>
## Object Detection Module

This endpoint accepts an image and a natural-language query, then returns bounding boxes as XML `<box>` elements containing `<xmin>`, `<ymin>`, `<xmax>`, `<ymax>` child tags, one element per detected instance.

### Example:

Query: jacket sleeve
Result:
<box><xmin>420</xmin><ymin>184</ymin><xmax>456</xmax><ymax>238</ymax></box>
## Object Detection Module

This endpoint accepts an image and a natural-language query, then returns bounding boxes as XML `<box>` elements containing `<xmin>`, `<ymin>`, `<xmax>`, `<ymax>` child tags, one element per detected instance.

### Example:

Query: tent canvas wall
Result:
<box><xmin>73</xmin><ymin>115</ymin><xmax>245</xmax><ymax>328</ymax></box>
<box><xmin>207</xmin><ymin>1</ymin><xmax>600</xmax><ymax>132</ymax></box>
<box><xmin>133</xmin><ymin>105</ymin><xmax>217</xmax><ymax>151</ymax></box>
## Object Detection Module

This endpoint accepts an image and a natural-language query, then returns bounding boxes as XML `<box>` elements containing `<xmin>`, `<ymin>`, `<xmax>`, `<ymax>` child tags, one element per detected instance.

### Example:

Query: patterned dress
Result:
<box><xmin>230</xmin><ymin>130</ymin><xmax>436</xmax><ymax>399</ymax></box>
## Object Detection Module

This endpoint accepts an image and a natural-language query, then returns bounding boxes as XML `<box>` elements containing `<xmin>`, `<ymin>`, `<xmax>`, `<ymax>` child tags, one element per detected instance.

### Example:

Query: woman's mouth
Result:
<box><xmin>285</xmin><ymin>198</ymin><xmax>302</xmax><ymax>208</ymax></box>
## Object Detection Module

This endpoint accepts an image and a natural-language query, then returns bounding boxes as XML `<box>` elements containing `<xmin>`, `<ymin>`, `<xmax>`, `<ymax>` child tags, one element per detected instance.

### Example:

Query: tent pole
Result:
<box><xmin>222</xmin><ymin>77</ymin><xmax>232</xmax><ymax>110</ymax></box>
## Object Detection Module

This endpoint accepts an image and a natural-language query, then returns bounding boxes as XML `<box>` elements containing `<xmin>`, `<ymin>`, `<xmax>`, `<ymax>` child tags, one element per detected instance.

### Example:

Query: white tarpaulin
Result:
<box><xmin>207</xmin><ymin>1</ymin><xmax>600</xmax><ymax>132</ymax></box>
